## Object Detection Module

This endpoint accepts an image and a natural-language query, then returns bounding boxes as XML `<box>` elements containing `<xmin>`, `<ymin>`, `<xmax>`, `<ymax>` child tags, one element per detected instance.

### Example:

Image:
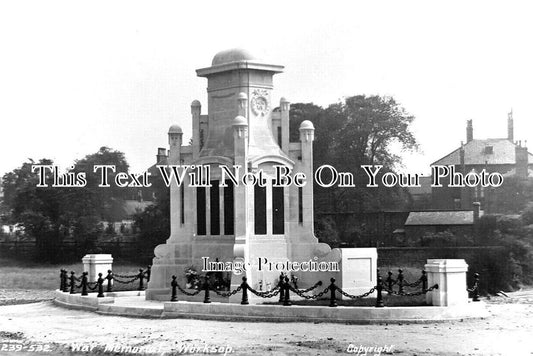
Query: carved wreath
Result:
<box><xmin>251</xmin><ymin>89</ymin><xmax>269</xmax><ymax>116</ymax></box>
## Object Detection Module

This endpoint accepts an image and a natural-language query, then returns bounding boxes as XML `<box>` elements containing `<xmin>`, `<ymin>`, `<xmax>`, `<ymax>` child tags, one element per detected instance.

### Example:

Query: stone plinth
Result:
<box><xmin>339</xmin><ymin>248</ymin><xmax>377</xmax><ymax>298</ymax></box>
<box><xmin>82</xmin><ymin>254</ymin><xmax>113</xmax><ymax>283</ymax></box>
<box><xmin>424</xmin><ymin>259</ymin><xmax>469</xmax><ymax>306</ymax></box>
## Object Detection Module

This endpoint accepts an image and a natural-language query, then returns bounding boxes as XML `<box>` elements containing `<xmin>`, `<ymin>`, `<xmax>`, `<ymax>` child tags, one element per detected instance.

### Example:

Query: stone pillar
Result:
<box><xmin>299</xmin><ymin>120</ymin><xmax>315</xmax><ymax>231</ymax></box>
<box><xmin>424</xmin><ymin>259</ymin><xmax>469</xmax><ymax>306</ymax></box>
<box><xmin>82</xmin><ymin>254</ymin><xmax>113</xmax><ymax>283</ymax></box>
<box><xmin>280</xmin><ymin>97</ymin><xmax>290</xmax><ymax>154</ymax></box>
<box><xmin>230</xmin><ymin>114</ymin><xmax>250</xmax><ymax>300</ymax></box>
<box><xmin>168</xmin><ymin>125</ymin><xmax>183</xmax><ymax>240</ymax></box>
<box><xmin>191</xmin><ymin>100</ymin><xmax>201</xmax><ymax>160</ymax></box>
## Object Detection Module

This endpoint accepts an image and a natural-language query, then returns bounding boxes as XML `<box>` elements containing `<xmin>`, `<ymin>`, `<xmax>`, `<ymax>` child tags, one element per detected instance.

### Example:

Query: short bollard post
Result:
<box><xmin>97</xmin><ymin>273</ymin><xmax>105</xmax><ymax>298</ymax></box>
<box><xmin>283</xmin><ymin>276</ymin><xmax>291</xmax><ymax>306</ymax></box>
<box><xmin>397</xmin><ymin>269</ymin><xmax>404</xmax><ymax>295</ymax></box>
<box><xmin>386</xmin><ymin>271</ymin><xmax>394</xmax><ymax>294</ymax></box>
<box><xmin>59</xmin><ymin>269</ymin><xmax>64</xmax><ymax>291</ymax></box>
<box><xmin>329</xmin><ymin>278</ymin><xmax>337</xmax><ymax>307</ymax></box>
<box><xmin>278</xmin><ymin>272</ymin><xmax>285</xmax><ymax>303</ymax></box>
<box><xmin>375</xmin><ymin>270</ymin><xmax>384</xmax><ymax>308</ymax></box>
<box><xmin>241</xmin><ymin>277</ymin><xmax>249</xmax><ymax>305</ymax></box>
<box><xmin>81</xmin><ymin>272</ymin><xmax>88</xmax><ymax>296</ymax></box>
<box><xmin>170</xmin><ymin>275</ymin><xmax>178</xmax><ymax>302</ymax></box>
<box><xmin>62</xmin><ymin>270</ymin><xmax>69</xmax><ymax>293</ymax></box>
<box><xmin>203</xmin><ymin>277</ymin><xmax>211</xmax><ymax>304</ymax></box>
<box><xmin>472</xmin><ymin>273</ymin><xmax>480</xmax><ymax>302</ymax></box>
<box><xmin>145</xmin><ymin>265</ymin><xmax>151</xmax><ymax>283</ymax></box>
<box><xmin>106</xmin><ymin>270</ymin><xmax>113</xmax><ymax>292</ymax></box>
<box><xmin>421</xmin><ymin>270</ymin><xmax>428</xmax><ymax>291</ymax></box>
<box><xmin>69</xmin><ymin>271</ymin><xmax>76</xmax><ymax>294</ymax></box>
<box><xmin>138</xmin><ymin>269</ymin><xmax>144</xmax><ymax>291</ymax></box>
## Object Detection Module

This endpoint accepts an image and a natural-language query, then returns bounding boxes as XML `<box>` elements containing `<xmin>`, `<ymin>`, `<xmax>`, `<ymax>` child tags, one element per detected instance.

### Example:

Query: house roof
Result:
<box><xmin>405</xmin><ymin>211</ymin><xmax>476</xmax><ymax>226</ymax></box>
<box><xmin>432</xmin><ymin>138</ymin><xmax>533</xmax><ymax>166</ymax></box>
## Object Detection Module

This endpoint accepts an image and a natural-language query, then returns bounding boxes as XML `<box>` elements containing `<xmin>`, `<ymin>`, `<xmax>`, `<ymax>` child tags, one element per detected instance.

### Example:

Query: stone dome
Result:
<box><xmin>299</xmin><ymin>120</ymin><xmax>315</xmax><ymax>130</ymax></box>
<box><xmin>212</xmin><ymin>48</ymin><xmax>256</xmax><ymax>66</ymax></box>
<box><xmin>232</xmin><ymin>116</ymin><xmax>248</xmax><ymax>126</ymax></box>
<box><xmin>168</xmin><ymin>124</ymin><xmax>183</xmax><ymax>134</ymax></box>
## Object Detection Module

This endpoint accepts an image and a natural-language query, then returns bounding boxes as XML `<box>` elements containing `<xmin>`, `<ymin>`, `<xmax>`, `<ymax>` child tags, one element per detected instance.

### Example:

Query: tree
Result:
<box><xmin>1</xmin><ymin>147</ymin><xmax>130</xmax><ymax>262</ymax></box>
<box><xmin>1</xmin><ymin>159</ymin><xmax>69</xmax><ymax>261</ymax></box>
<box><xmin>290</xmin><ymin>95</ymin><xmax>418</xmax><ymax>214</ymax></box>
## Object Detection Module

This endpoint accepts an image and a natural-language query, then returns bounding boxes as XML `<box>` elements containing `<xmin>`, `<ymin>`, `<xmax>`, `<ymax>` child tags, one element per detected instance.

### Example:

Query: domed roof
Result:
<box><xmin>212</xmin><ymin>48</ymin><xmax>256</xmax><ymax>66</ymax></box>
<box><xmin>191</xmin><ymin>100</ymin><xmax>201</xmax><ymax>107</ymax></box>
<box><xmin>232</xmin><ymin>116</ymin><xmax>248</xmax><ymax>126</ymax></box>
<box><xmin>299</xmin><ymin>120</ymin><xmax>315</xmax><ymax>130</ymax></box>
<box><xmin>168</xmin><ymin>124</ymin><xmax>183</xmax><ymax>134</ymax></box>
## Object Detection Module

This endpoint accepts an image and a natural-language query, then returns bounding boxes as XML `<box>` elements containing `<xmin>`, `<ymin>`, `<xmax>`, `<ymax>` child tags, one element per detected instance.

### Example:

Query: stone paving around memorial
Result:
<box><xmin>0</xmin><ymin>289</ymin><xmax>532</xmax><ymax>355</ymax></box>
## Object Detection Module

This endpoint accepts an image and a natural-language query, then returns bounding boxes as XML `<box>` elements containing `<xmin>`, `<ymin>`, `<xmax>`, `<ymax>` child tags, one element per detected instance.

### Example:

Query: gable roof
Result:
<box><xmin>405</xmin><ymin>211</ymin><xmax>475</xmax><ymax>226</ymax></box>
<box><xmin>432</xmin><ymin>138</ymin><xmax>533</xmax><ymax>166</ymax></box>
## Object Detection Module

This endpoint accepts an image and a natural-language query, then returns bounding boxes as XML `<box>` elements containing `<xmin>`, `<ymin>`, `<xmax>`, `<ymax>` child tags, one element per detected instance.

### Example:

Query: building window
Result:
<box><xmin>210</xmin><ymin>180</ymin><xmax>220</xmax><ymax>235</ymax></box>
<box><xmin>196</xmin><ymin>187</ymin><xmax>206</xmax><ymax>235</ymax></box>
<box><xmin>254</xmin><ymin>185</ymin><xmax>267</xmax><ymax>235</ymax></box>
<box><xmin>484</xmin><ymin>146</ymin><xmax>493</xmax><ymax>154</ymax></box>
<box><xmin>272</xmin><ymin>184</ymin><xmax>284</xmax><ymax>234</ymax></box>
<box><xmin>298</xmin><ymin>187</ymin><xmax>303</xmax><ymax>224</ymax></box>
<box><xmin>224</xmin><ymin>181</ymin><xmax>234</xmax><ymax>235</ymax></box>
<box><xmin>277</xmin><ymin>126</ymin><xmax>282</xmax><ymax>149</ymax></box>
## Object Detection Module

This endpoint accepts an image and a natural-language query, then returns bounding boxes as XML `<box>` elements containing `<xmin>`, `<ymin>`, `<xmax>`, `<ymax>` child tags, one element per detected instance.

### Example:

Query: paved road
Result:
<box><xmin>0</xmin><ymin>298</ymin><xmax>532</xmax><ymax>356</ymax></box>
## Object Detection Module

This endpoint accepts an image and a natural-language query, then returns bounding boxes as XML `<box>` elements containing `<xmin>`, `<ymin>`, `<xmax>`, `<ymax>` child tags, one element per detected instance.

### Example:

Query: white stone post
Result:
<box><xmin>424</xmin><ymin>259</ymin><xmax>469</xmax><ymax>306</ymax></box>
<box><xmin>82</xmin><ymin>254</ymin><xmax>113</xmax><ymax>283</ymax></box>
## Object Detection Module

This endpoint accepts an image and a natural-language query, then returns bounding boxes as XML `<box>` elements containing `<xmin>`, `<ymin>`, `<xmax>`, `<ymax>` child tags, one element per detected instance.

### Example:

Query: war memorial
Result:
<box><xmin>53</xmin><ymin>49</ymin><xmax>487</xmax><ymax>323</ymax></box>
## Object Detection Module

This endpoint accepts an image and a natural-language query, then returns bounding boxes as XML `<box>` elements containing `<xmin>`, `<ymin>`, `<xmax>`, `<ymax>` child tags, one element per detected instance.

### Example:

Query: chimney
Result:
<box><xmin>156</xmin><ymin>147</ymin><xmax>167</xmax><ymax>164</ymax></box>
<box><xmin>466</xmin><ymin>120</ymin><xmax>473</xmax><ymax>142</ymax></box>
<box><xmin>459</xmin><ymin>141</ymin><xmax>465</xmax><ymax>173</ymax></box>
<box><xmin>508</xmin><ymin>110</ymin><xmax>514</xmax><ymax>142</ymax></box>
<box><xmin>515</xmin><ymin>141</ymin><xmax>528</xmax><ymax>178</ymax></box>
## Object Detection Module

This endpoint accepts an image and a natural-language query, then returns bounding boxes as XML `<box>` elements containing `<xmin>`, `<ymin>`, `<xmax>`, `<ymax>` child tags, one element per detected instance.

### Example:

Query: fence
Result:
<box><xmin>58</xmin><ymin>266</ymin><xmax>151</xmax><ymax>296</ymax></box>
<box><xmin>58</xmin><ymin>268</ymin><xmax>481</xmax><ymax>307</ymax></box>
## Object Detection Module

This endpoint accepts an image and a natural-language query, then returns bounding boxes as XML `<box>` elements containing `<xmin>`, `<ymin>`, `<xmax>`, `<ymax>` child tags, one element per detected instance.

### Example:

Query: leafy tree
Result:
<box><xmin>290</xmin><ymin>95</ymin><xmax>418</xmax><ymax>214</ymax></box>
<box><xmin>73</xmin><ymin>146</ymin><xmax>130</xmax><ymax>221</ymax></box>
<box><xmin>1</xmin><ymin>147</ymin><xmax>130</xmax><ymax>262</ymax></box>
<box><xmin>1</xmin><ymin>159</ymin><xmax>69</xmax><ymax>261</ymax></box>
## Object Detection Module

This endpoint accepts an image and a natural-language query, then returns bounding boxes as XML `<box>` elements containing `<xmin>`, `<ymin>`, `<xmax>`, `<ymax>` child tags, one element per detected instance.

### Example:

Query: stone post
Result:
<box><xmin>424</xmin><ymin>259</ymin><xmax>469</xmax><ymax>306</ymax></box>
<box><xmin>280</xmin><ymin>97</ymin><xmax>290</xmax><ymax>153</ymax></box>
<box><xmin>82</xmin><ymin>254</ymin><xmax>113</xmax><ymax>284</ymax></box>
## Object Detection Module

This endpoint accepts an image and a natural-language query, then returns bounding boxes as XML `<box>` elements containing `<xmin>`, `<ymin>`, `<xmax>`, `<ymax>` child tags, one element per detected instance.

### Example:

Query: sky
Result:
<box><xmin>1</xmin><ymin>1</ymin><xmax>532</xmax><ymax>178</ymax></box>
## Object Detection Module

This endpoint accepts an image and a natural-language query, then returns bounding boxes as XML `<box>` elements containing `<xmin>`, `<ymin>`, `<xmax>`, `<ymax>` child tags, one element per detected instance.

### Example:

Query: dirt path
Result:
<box><xmin>0</xmin><ymin>297</ymin><xmax>532</xmax><ymax>356</ymax></box>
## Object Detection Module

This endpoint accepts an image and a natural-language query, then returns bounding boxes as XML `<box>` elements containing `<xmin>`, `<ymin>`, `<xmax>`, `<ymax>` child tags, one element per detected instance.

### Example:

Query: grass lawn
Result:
<box><xmin>0</xmin><ymin>257</ymin><xmax>147</xmax><ymax>290</ymax></box>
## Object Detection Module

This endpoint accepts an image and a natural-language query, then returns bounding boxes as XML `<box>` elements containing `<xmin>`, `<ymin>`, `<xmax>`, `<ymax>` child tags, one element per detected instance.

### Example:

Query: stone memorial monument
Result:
<box><xmin>146</xmin><ymin>49</ymin><xmax>377</xmax><ymax>302</ymax></box>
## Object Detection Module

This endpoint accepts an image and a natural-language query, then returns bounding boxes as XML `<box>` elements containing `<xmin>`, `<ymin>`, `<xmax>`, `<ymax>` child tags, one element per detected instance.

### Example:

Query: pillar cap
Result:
<box><xmin>191</xmin><ymin>100</ymin><xmax>201</xmax><ymax>107</ymax></box>
<box><xmin>232</xmin><ymin>116</ymin><xmax>248</xmax><ymax>127</ymax></box>
<box><xmin>237</xmin><ymin>92</ymin><xmax>248</xmax><ymax>100</ymax></box>
<box><xmin>299</xmin><ymin>120</ymin><xmax>315</xmax><ymax>130</ymax></box>
<box><xmin>168</xmin><ymin>124</ymin><xmax>183</xmax><ymax>134</ymax></box>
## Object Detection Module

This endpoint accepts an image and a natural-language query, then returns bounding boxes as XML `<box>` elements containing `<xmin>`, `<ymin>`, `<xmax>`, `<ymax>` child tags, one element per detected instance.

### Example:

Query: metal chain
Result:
<box><xmin>403</xmin><ymin>279</ymin><xmax>423</xmax><ymax>288</ymax></box>
<box><xmin>113</xmin><ymin>276</ymin><xmax>139</xmax><ymax>284</ymax></box>
<box><xmin>385</xmin><ymin>284</ymin><xmax>438</xmax><ymax>296</ymax></box>
<box><xmin>337</xmin><ymin>286</ymin><xmax>376</xmax><ymax>299</ymax></box>
<box><xmin>176</xmin><ymin>283</ymin><xmax>202</xmax><ymax>296</ymax></box>
<box><xmin>113</xmin><ymin>273</ymin><xmax>139</xmax><ymax>279</ymax></box>
<box><xmin>212</xmin><ymin>286</ymin><xmax>242</xmax><ymax>297</ymax></box>
<box><xmin>298</xmin><ymin>281</ymin><xmax>323</xmax><ymax>293</ymax></box>
<box><xmin>248</xmin><ymin>286</ymin><xmax>281</xmax><ymax>298</ymax></box>
<box><xmin>288</xmin><ymin>285</ymin><xmax>330</xmax><ymax>300</ymax></box>
<box><xmin>467</xmin><ymin>282</ymin><xmax>478</xmax><ymax>293</ymax></box>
